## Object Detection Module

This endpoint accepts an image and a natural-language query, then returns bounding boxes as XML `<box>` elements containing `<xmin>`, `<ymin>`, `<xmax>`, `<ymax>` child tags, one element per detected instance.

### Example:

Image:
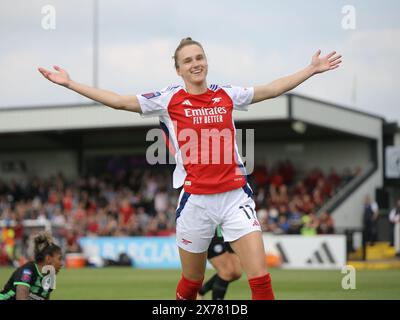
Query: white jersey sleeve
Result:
<box><xmin>136</xmin><ymin>86</ymin><xmax>180</xmax><ymax>117</ymax></box>
<box><xmin>389</xmin><ymin>208</ymin><xmax>400</xmax><ymax>223</ymax></box>
<box><xmin>222</xmin><ymin>85</ymin><xmax>254</xmax><ymax>111</ymax></box>
<box><xmin>371</xmin><ymin>202</ymin><xmax>379</xmax><ymax>213</ymax></box>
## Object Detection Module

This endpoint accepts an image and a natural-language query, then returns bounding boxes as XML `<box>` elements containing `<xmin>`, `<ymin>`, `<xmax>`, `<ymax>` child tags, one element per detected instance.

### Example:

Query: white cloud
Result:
<box><xmin>296</xmin><ymin>28</ymin><xmax>400</xmax><ymax>121</ymax></box>
<box><xmin>0</xmin><ymin>1</ymin><xmax>399</xmax><ymax>125</ymax></box>
<box><xmin>98</xmin><ymin>38</ymin><xmax>302</xmax><ymax>95</ymax></box>
<box><xmin>0</xmin><ymin>47</ymin><xmax>93</xmax><ymax>107</ymax></box>
<box><xmin>99</xmin><ymin>38</ymin><xmax>178</xmax><ymax>93</ymax></box>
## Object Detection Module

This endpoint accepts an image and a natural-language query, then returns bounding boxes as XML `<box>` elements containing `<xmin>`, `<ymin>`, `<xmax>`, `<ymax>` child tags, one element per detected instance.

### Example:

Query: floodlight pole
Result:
<box><xmin>93</xmin><ymin>0</ymin><xmax>98</xmax><ymax>88</ymax></box>
<box><xmin>352</xmin><ymin>74</ymin><xmax>357</xmax><ymax>107</ymax></box>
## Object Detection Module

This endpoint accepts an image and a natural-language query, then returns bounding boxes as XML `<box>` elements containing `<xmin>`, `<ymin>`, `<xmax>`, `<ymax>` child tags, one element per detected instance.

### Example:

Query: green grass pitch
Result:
<box><xmin>1</xmin><ymin>267</ymin><xmax>399</xmax><ymax>300</ymax></box>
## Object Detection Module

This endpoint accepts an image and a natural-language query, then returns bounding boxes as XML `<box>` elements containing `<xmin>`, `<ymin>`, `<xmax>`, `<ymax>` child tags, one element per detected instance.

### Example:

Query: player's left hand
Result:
<box><xmin>311</xmin><ymin>50</ymin><xmax>342</xmax><ymax>74</ymax></box>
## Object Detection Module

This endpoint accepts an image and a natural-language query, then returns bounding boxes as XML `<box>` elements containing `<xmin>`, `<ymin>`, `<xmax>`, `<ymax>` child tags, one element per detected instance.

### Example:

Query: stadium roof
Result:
<box><xmin>0</xmin><ymin>93</ymin><xmax>384</xmax><ymax>140</ymax></box>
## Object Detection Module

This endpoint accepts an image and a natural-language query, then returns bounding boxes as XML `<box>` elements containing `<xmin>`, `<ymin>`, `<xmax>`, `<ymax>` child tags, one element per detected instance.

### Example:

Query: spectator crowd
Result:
<box><xmin>0</xmin><ymin>161</ymin><xmax>359</xmax><ymax>265</ymax></box>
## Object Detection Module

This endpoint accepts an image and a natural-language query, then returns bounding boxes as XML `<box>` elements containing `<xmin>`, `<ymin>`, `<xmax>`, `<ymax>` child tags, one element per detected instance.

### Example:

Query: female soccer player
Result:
<box><xmin>38</xmin><ymin>38</ymin><xmax>341</xmax><ymax>300</ymax></box>
<box><xmin>0</xmin><ymin>232</ymin><xmax>62</xmax><ymax>300</ymax></box>
<box><xmin>197</xmin><ymin>226</ymin><xmax>242</xmax><ymax>300</ymax></box>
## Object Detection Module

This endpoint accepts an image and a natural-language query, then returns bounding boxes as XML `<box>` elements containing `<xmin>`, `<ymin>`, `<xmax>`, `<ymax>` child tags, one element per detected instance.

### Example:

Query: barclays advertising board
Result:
<box><xmin>79</xmin><ymin>236</ymin><xmax>180</xmax><ymax>268</ymax></box>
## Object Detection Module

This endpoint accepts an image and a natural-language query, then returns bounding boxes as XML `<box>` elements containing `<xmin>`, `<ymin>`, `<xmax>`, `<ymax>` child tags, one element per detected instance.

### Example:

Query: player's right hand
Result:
<box><xmin>38</xmin><ymin>65</ymin><xmax>71</xmax><ymax>87</ymax></box>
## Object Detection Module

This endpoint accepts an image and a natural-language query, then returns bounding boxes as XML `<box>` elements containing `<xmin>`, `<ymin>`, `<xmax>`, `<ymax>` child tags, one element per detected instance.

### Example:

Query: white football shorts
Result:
<box><xmin>175</xmin><ymin>183</ymin><xmax>262</xmax><ymax>253</ymax></box>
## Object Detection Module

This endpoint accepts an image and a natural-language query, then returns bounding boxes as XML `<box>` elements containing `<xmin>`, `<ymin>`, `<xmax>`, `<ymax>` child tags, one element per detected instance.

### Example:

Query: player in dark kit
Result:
<box><xmin>0</xmin><ymin>232</ymin><xmax>63</xmax><ymax>300</ymax></box>
<box><xmin>198</xmin><ymin>226</ymin><xmax>242</xmax><ymax>300</ymax></box>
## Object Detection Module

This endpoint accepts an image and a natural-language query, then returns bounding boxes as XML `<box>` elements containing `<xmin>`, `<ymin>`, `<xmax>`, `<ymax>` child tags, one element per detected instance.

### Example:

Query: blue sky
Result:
<box><xmin>0</xmin><ymin>0</ymin><xmax>399</xmax><ymax>122</ymax></box>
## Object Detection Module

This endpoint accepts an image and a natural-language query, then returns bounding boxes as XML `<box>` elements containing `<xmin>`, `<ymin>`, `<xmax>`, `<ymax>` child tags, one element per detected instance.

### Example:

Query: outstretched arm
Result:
<box><xmin>38</xmin><ymin>66</ymin><xmax>141</xmax><ymax>113</ymax></box>
<box><xmin>252</xmin><ymin>50</ymin><xmax>342</xmax><ymax>104</ymax></box>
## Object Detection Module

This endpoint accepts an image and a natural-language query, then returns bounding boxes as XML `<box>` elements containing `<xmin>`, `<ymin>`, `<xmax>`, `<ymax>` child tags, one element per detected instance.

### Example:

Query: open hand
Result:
<box><xmin>38</xmin><ymin>65</ymin><xmax>71</xmax><ymax>87</ymax></box>
<box><xmin>311</xmin><ymin>50</ymin><xmax>342</xmax><ymax>74</ymax></box>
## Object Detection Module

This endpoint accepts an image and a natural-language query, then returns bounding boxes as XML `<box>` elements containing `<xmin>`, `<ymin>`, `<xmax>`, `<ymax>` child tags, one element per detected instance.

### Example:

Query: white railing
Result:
<box><xmin>316</xmin><ymin>163</ymin><xmax>375</xmax><ymax>216</ymax></box>
<box><xmin>0</xmin><ymin>219</ymin><xmax>52</xmax><ymax>232</ymax></box>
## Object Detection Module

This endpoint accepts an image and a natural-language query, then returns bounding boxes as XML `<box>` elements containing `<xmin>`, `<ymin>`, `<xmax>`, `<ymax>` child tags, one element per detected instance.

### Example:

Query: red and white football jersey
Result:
<box><xmin>137</xmin><ymin>84</ymin><xmax>254</xmax><ymax>195</ymax></box>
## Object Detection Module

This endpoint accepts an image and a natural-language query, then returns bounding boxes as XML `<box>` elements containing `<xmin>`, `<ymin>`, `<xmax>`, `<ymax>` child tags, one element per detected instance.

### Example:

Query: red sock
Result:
<box><xmin>176</xmin><ymin>274</ymin><xmax>203</xmax><ymax>300</ymax></box>
<box><xmin>248</xmin><ymin>273</ymin><xmax>275</xmax><ymax>300</ymax></box>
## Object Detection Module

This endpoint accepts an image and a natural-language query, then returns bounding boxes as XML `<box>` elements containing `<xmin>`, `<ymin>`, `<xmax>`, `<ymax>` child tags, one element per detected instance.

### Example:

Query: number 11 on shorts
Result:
<box><xmin>239</xmin><ymin>205</ymin><xmax>256</xmax><ymax>219</ymax></box>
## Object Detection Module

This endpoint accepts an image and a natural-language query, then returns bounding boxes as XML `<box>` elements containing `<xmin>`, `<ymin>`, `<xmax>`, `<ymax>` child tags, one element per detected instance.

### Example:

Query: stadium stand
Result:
<box><xmin>1</xmin><ymin>93</ymin><xmax>399</xmax><ymax>268</ymax></box>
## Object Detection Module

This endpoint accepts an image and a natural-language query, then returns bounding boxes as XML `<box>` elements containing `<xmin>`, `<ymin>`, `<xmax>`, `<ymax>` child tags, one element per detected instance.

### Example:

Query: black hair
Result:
<box><xmin>34</xmin><ymin>232</ymin><xmax>61</xmax><ymax>263</ymax></box>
